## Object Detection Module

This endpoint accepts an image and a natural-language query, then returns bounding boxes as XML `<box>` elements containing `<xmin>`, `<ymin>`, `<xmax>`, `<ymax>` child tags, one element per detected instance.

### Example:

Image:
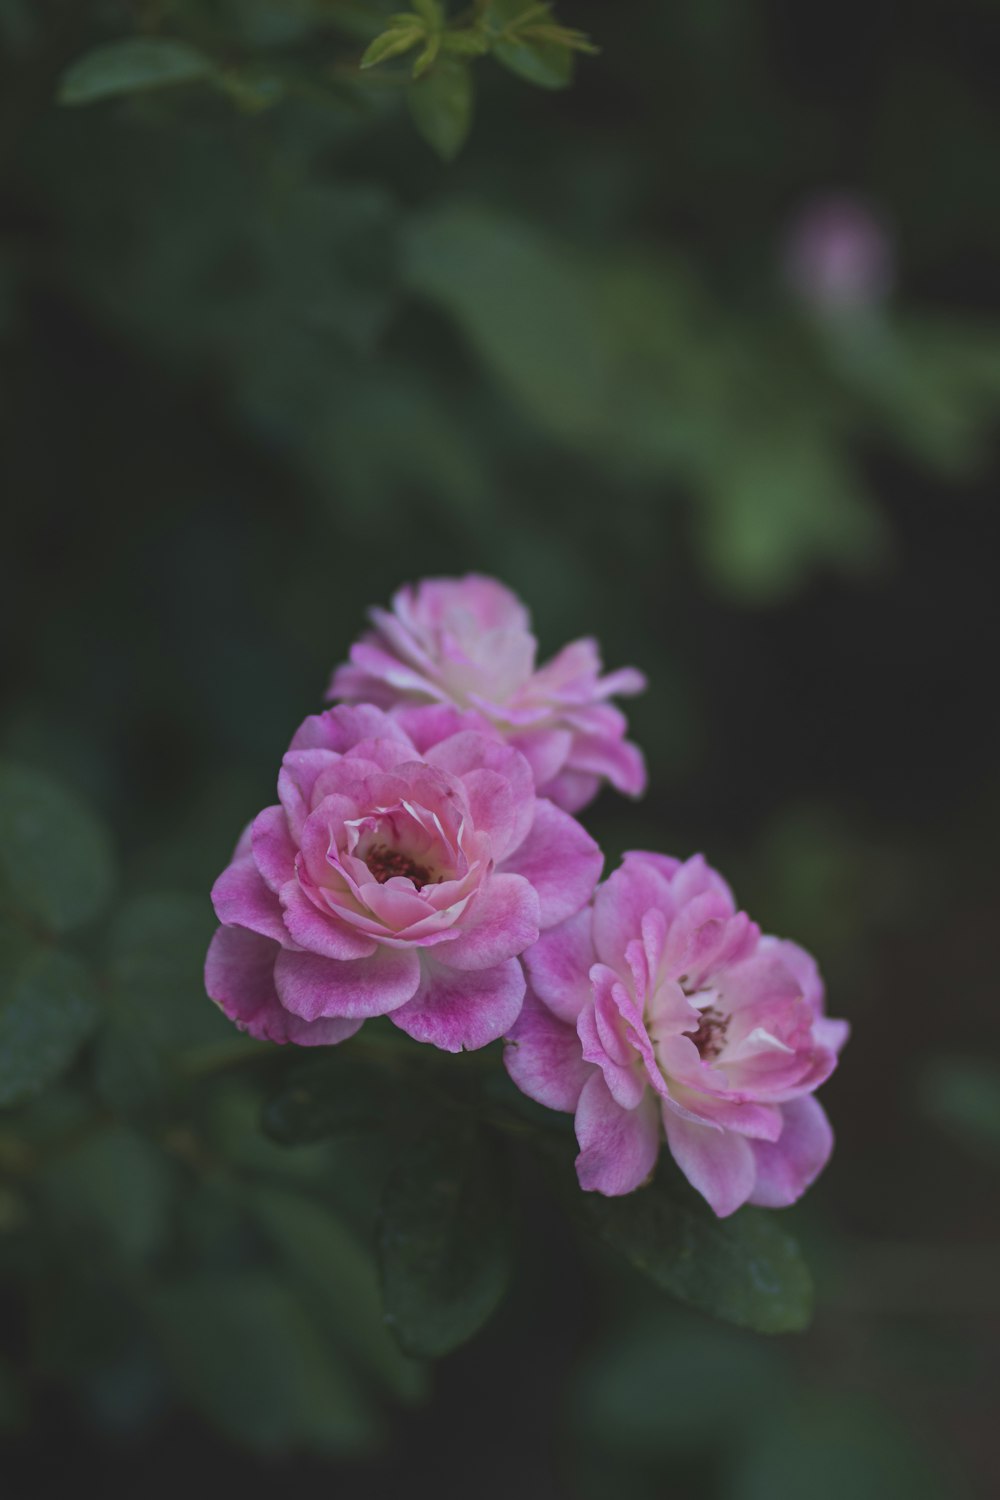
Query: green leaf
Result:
<box><xmin>262</xmin><ymin>1049</ymin><xmax>404</xmax><ymax>1145</ymax></box>
<box><xmin>918</xmin><ymin>1055</ymin><xmax>1000</xmax><ymax>1163</ymax></box>
<box><xmin>57</xmin><ymin>39</ymin><xmax>215</xmax><ymax>106</ymax></box>
<box><xmin>106</xmin><ymin>893</ymin><xmax>228</xmax><ymax>1053</ymax></box>
<box><xmin>0</xmin><ymin>761</ymin><xmax>115</xmax><ymax>936</ymax></box>
<box><xmin>247</xmin><ymin>1185</ymin><xmax>426</xmax><ymax>1402</ymax></box>
<box><xmin>571</xmin><ymin>1308</ymin><xmax>790</xmax><ymax>1456</ymax></box>
<box><xmin>407</xmin><ymin>62</ymin><xmax>473</xmax><ymax>161</ymax></box>
<box><xmin>0</xmin><ymin>927</ymin><xmax>99</xmax><ymax>1107</ymax></box>
<box><xmin>378</xmin><ymin>1116</ymin><xmax>512</xmax><ymax>1357</ymax></box>
<box><xmin>148</xmin><ymin>1273</ymin><xmax>380</xmax><ymax>1454</ymax></box>
<box><xmin>38</xmin><ymin>1125</ymin><xmax>171</xmax><ymax>1262</ymax></box>
<box><xmin>581</xmin><ymin>1169</ymin><xmax>814</xmax><ymax>1334</ymax></box>
<box><xmin>732</xmin><ymin>1394</ymin><xmax>958</xmax><ymax>1500</ymax></box>
<box><xmin>360</xmin><ymin>25</ymin><xmax>424</xmax><ymax>69</ymax></box>
<box><xmin>492</xmin><ymin>34</ymin><xmax>573</xmax><ymax>89</ymax></box>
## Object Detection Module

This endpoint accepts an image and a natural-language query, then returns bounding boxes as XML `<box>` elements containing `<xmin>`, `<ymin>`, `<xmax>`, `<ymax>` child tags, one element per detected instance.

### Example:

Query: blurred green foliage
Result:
<box><xmin>2</xmin><ymin>1</ymin><xmax>999</xmax><ymax>1497</ymax></box>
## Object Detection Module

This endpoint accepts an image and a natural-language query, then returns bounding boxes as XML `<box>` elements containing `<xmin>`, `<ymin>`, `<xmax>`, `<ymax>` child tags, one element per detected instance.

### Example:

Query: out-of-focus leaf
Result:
<box><xmin>488</xmin><ymin>1</ymin><xmax>574</xmax><ymax>89</ymax></box>
<box><xmin>360</xmin><ymin>25</ymin><xmax>424</xmax><ymax>70</ymax></box>
<box><xmin>0</xmin><ymin>926</ymin><xmax>99</xmax><ymax>1107</ymax></box>
<box><xmin>58</xmin><ymin>39</ymin><xmax>215</xmax><ymax>106</ymax></box>
<box><xmin>148</xmin><ymin>1273</ymin><xmax>380</xmax><ymax>1454</ymax></box>
<box><xmin>404</xmin><ymin>203</ymin><xmax>604</xmax><ymax>437</ymax></box>
<box><xmin>0</xmin><ymin>761</ymin><xmax>115</xmax><ymax>935</ymax></box>
<box><xmin>263</xmin><ymin>1050</ymin><xmax>401</xmax><ymax>1145</ymax></box>
<box><xmin>581</xmin><ymin>1169</ymin><xmax>814</xmax><ymax>1334</ymax></box>
<box><xmin>379</xmin><ymin>1115</ymin><xmax>512</xmax><ymax>1357</ymax></box>
<box><xmin>407</xmin><ymin>61</ymin><xmax>473</xmax><ymax>160</ymax></box>
<box><xmin>106</xmin><ymin>893</ymin><xmax>230</xmax><ymax>1052</ymax></box>
<box><xmin>697</xmin><ymin>423</ymin><xmax>886</xmax><ymax>602</ymax></box>
<box><xmin>571</xmin><ymin>1309</ymin><xmax>790</xmax><ymax>1456</ymax></box>
<box><xmin>0</xmin><ymin>1355</ymin><xmax>26</xmax><ymax>1435</ymax></box>
<box><xmin>918</xmin><ymin>1056</ymin><xmax>1000</xmax><ymax>1163</ymax></box>
<box><xmin>38</xmin><ymin>1125</ymin><xmax>171</xmax><ymax>1263</ymax></box>
<box><xmin>732</xmin><ymin>1394</ymin><xmax>958</xmax><ymax>1500</ymax></box>
<box><xmin>247</xmin><ymin>1185</ymin><xmax>426</xmax><ymax>1401</ymax></box>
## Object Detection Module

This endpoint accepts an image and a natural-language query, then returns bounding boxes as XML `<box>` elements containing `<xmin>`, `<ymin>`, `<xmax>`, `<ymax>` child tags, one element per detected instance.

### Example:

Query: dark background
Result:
<box><xmin>2</xmin><ymin>2</ymin><xmax>999</xmax><ymax>1497</ymax></box>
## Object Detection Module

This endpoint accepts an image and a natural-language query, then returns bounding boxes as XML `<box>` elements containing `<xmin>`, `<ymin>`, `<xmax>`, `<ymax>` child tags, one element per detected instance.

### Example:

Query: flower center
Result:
<box><xmin>689</xmin><ymin>1005</ymin><xmax>730</xmax><ymax>1061</ymax></box>
<box><xmin>363</xmin><ymin>843</ymin><xmax>437</xmax><ymax>889</ymax></box>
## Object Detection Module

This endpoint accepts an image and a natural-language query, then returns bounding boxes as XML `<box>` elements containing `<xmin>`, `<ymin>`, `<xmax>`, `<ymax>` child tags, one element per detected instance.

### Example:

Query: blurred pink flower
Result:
<box><xmin>505</xmin><ymin>851</ymin><xmax>848</xmax><ymax>1215</ymax></box>
<box><xmin>328</xmin><ymin>575</ymin><xmax>647</xmax><ymax>814</ymax></box>
<box><xmin>206</xmin><ymin>705</ymin><xmax>602</xmax><ymax>1053</ymax></box>
<box><xmin>784</xmin><ymin>193</ymin><xmax>893</xmax><ymax>313</ymax></box>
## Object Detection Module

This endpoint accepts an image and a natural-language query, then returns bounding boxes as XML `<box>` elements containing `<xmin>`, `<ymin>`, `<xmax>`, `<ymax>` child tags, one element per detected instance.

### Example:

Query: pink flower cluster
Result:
<box><xmin>206</xmin><ymin>575</ymin><xmax>846</xmax><ymax>1216</ymax></box>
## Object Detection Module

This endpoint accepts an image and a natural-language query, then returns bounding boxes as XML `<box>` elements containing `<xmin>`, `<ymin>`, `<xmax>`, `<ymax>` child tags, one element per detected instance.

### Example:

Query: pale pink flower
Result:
<box><xmin>505</xmin><ymin>852</ymin><xmax>848</xmax><ymax>1215</ymax></box>
<box><xmin>783</xmin><ymin>193</ymin><xmax>893</xmax><ymax>314</ymax></box>
<box><xmin>328</xmin><ymin>575</ymin><xmax>647</xmax><ymax>814</ymax></box>
<box><xmin>206</xmin><ymin>705</ymin><xmax>602</xmax><ymax>1053</ymax></box>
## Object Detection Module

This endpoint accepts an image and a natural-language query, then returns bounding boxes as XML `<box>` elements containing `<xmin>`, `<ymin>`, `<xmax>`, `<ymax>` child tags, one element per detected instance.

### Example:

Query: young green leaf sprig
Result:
<box><xmin>361</xmin><ymin>1</ymin><xmax>599</xmax><ymax>158</ymax></box>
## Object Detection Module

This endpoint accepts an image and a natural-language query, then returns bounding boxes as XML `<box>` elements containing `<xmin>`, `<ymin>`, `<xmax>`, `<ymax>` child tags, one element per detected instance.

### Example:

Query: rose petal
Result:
<box><xmin>504</xmin><ymin>988</ymin><xmax>592</xmax><ymax>1111</ymax></box>
<box><xmin>436</xmin><ymin>873</ymin><xmax>540</xmax><ymax>971</ymax></box>
<box><xmin>211</xmin><ymin>858</ymin><xmax>289</xmax><ymax>945</ymax></box>
<box><xmin>274</xmin><ymin>944</ymin><xmax>420</xmax><ymax>1021</ymax></box>
<box><xmin>523</xmin><ymin>907</ymin><xmax>596</xmax><ymax>1024</ymax></box>
<box><xmin>205</xmin><ymin>926</ymin><xmax>360</xmax><ymax>1046</ymax></box>
<box><xmin>251</xmin><ymin>804</ymin><xmax>297</xmax><ymax>893</ymax></box>
<box><xmin>592</xmin><ymin>856</ymin><xmax>673</xmax><ymax>969</ymax></box>
<box><xmin>575</xmin><ymin>1073</ymin><xmax>661</xmax><ymax>1196</ymax></box>
<box><xmin>749</xmin><ymin>1095</ymin><xmax>835</xmax><ymax>1208</ymax></box>
<box><xmin>499</xmin><ymin>799</ymin><xmax>602</xmax><ymax>929</ymax></box>
<box><xmin>661</xmin><ymin>1103</ymin><xmax>756</xmax><ymax>1218</ymax></box>
<box><xmin>391</xmin><ymin>956</ymin><xmax>526</xmax><ymax>1052</ymax></box>
<box><xmin>279</xmin><ymin>880</ymin><xmax>378</xmax><ymax>960</ymax></box>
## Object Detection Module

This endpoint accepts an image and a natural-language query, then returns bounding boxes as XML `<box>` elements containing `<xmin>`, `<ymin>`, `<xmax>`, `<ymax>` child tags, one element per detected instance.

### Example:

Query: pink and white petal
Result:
<box><xmin>251</xmin><ymin>804</ymin><xmax>298</xmax><ymax>893</ymax></box>
<box><xmin>595</xmin><ymin>666</ymin><xmax>647</xmax><ymax>698</ymax></box>
<box><xmin>390</xmin><ymin>956</ymin><xmax>526</xmax><ymax>1053</ymax></box>
<box><xmin>289</xmin><ymin>703</ymin><xmax>408</xmax><ymax>753</ymax></box>
<box><xmin>426</xmin><ymin>733</ymin><xmax>534</xmax><ymax>814</ymax></box>
<box><xmin>592</xmin><ymin>857</ymin><xmax>673</xmax><ymax>970</ymax></box>
<box><xmin>523</xmin><ymin>907</ymin><xmax>596</xmax><ymax>1024</ymax></box>
<box><xmin>764</xmin><ymin>936</ymin><xmax>825</xmax><ymax>1013</ymax></box>
<box><xmin>457</xmin><ymin>767</ymin><xmax>528</xmax><ymax>863</ymax></box>
<box><xmin>277</xmin><ymin>750</ymin><xmax>340</xmax><ymax>835</ymax></box>
<box><xmin>279</xmin><ymin>881</ymin><xmax>378</xmax><ymax>960</ymax></box>
<box><xmin>437</xmin><ymin>874</ymin><xmax>540</xmax><ymax>971</ymax></box>
<box><xmin>668</xmin><ymin>853</ymin><xmax>737</xmax><ymax>909</ymax></box>
<box><xmin>211</xmin><ymin>859</ymin><xmax>289</xmax><ymax>946</ymax></box>
<box><xmin>504</xmin><ymin>989</ymin><xmax>592</xmax><ymax>1111</ymax></box>
<box><xmin>662</xmin><ymin>1104</ymin><xmax>756</xmax><ymax>1218</ymax></box>
<box><xmin>575</xmin><ymin>1074</ymin><xmax>661</xmax><ymax>1197</ymax></box>
<box><xmin>392</xmin><ymin>703</ymin><xmax>492</xmax><ymax>753</ymax></box>
<box><xmin>566</xmin><ymin>734</ymin><xmax>647</xmax><ymax>798</ymax></box>
<box><xmin>813</xmin><ymin>1017</ymin><xmax>850</xmax><ymax>1054</ymax></box>
<box><xmin>274</xmin><ymin>944</ymin><xmax>421</xmax><ymax>1021</ymax></box>
<box><xmin>205</xmin><ymin>926</ymin><xmax>360</xmax><ymax>1046</ymax></box>
<box><xmin>749</xmin><ymin>1095</ymin><xmax>834</xmax><ymax>1208</ymax></box>
<box><xmin>499</xmin><ymin>799</ymin><xmax>602</xmax><ymax>930</ymax></box>
<box><xmin>541</xmin><ymin>769</ymin><xmax>601</xmax><ymax>814</ymax></box>
<box><xmin>232</xmin><ymin>822</ymin><xmax>254</xmax><ymax>861</ymax></box>
<box><xmin>576</xmin><ymin>1001</ymin><xmax>646</xmax><ymax>1109</ymax></box>
<box><xmin>507</xmin><ymin>728</ymin><xmax>573</xmax><ymax>790</ymax></box>
<box><xmin>666</xmin><ymin>1085</ymin><xmax>783</xmax><ymax>1141</ymax></box>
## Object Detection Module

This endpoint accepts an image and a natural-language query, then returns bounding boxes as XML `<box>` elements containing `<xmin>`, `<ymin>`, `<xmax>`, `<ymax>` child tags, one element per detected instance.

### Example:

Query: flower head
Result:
<box><xmin>783</xmin><ymin>192</ymin><xmax>893</xmax><ymax>316</ymax></box>
<box><xmin>328</xmin><ymin>574</ymin><xmax>647</xmax><ymax>813</ymax></box>
<box><xmin>206</xmin><ymin>705</ymin><xmax>602</xmax><ymax>1054</ymax></box>
<box><xmin>505</xmin><ymin>851</ymin><xmax>848</xmax><ymax>1215</ymax></box>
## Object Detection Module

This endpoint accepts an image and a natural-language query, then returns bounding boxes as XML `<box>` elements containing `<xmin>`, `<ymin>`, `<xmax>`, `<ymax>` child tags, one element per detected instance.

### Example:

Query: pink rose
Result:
<box><xmin>328</xmin><ymin>574</ymin><xmax>647</xmax><ymax>814</ymax></box>
<box><xmin>505</xmin><ymin>852</ymin><xmax>848</xmax><ymax>1216</ymax></box>
<box><xmin>783</xmin><ymin>192</ymin><xmax>893</xmax><ymax>314</ymax></box>
<box><xmin>205</xmin><ymin>705</ymin><xmax>602</xmax><ymax>1054</ymax></box>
